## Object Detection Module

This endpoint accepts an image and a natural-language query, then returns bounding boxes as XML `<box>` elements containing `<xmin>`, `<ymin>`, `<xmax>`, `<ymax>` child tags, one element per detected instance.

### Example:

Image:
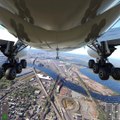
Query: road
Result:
<box><xmin>32</xmin><ymin>68</ymin><xmax>63</xmax><ymax>120</ymax></box>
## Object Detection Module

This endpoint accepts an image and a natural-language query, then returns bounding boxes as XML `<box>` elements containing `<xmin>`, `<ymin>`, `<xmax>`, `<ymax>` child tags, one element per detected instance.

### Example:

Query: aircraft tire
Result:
<box><xmin>0</xmin><ymin>67</ymin><xmax>4</xmax><ymax>79</ymax></box>
<box><xmin>5</xmin><ymin>68</ymin><xmax>16</xmax><ymax>80</ymax></box>
<box><xmin>106</xmin><ymin>63</ymin><xmax>113</xmax><ymax>73</ymax></box>
<box><xmin>88</xmin><ymin>59</ymin><xmax>95</xmax><ymax>68</ymax></box>
<box><xmin>99</xmin><ymin>67</ymin><xmax>109</xmax><ymax>80</ymax></box>
<box><xmin>16</xmin><ymin>63</ymin><xmax>22</xmax><ymax>73</ymax></box>
<box><xmin>21</xmin><ymin>59</ymin><xmax>27</xmax><ymax>68</ymax></box>
<box><xmin>93</xmin><ymin>63</ymin><xmax>99</xmax><ymax>73</ymax></box>
<box><xmin>111</xmin><ymin>68</ymin><xmax>120</xmax><ymax>80</ymax></box>
<box><xmin>2</xmin><ymin>63</ymin><xmax>11</xmax><ymax>71</ymax></box>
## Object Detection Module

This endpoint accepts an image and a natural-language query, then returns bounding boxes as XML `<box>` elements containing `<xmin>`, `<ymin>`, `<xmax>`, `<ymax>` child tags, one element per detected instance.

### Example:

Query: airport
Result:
<box><xmin>0</xmin><ymin>1</ymin><xmax>120</xmax><ymax>120</ymax></box>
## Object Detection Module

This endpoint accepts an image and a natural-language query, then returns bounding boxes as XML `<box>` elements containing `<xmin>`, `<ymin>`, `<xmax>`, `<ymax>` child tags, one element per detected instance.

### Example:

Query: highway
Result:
<box><xmin>28</xmin><ymin>63</ymin><xmax>120</xmax><ymax>103</ymax></box>
<box><xmin>32</xmin><ymin>68</ymin><xmax>63</xmax><ymax>120</ymax></box>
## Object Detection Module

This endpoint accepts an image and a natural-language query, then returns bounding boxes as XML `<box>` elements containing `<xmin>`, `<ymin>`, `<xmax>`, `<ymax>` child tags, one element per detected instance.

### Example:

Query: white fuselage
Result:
<box><xmin>0</xmin><ymin>0</ymin><xmax>120</xmax><ymax>51</ymax></box>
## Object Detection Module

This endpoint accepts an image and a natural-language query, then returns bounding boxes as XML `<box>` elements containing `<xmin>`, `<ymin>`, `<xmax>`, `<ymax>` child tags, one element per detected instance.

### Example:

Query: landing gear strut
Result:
<box><xmin>88</xmin><ymin>41</ymin><xmax>120</xmax><ymax>80</ymax></box>
<box><xmin>0</xmin><ymin>41</ymin><xmax>27</xmax><ymax>80</ymax></box>
<box><xmin>56</xmin><ymin>47</ymin><xmax>59</xmax><ymax>59</ymax></box>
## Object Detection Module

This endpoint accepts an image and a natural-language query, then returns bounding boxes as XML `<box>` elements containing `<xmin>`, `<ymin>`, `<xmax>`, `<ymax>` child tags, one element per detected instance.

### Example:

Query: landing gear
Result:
<box><xmin>20</xmin><ymin>59</ymin><xmax>27</xmax><ymax>68</ymax></box>
<box><xmin>2</xmin><ymin>63</ymin><xmax>11</xmax><ymax>71</ymax></box>
<box><xmin>56</xmin><ymin>47</ymin><xmax>59</xmax><ymax>59</ymax></box>
<box><xmin>16</xmin><ymin>63</ymin><xmax>22</xmax><ymax>73</ymax></box>
<box><xmin>111</xmin><ymin>68</ymin><xmax>120</xmax><ymax>80</ymax></box>
<box><xmin>106</xmin><ymin>63</ymin><xmax>113</xmax><ymax>70</ymax></box>
<box><xmin>0</xmin><ymin>67</ymin><xmax>4</xmax><ymax>79</ymax></box>
<box><xmin>0</xmin><ymin>41</ymin><xmax>28</xmax><ymax>80</ymax></box>
<box><xmin>88</xmin><ymin>59</ymin><xmax>95</xmax><ymax>68</ymax></box>
<box><xmin>2</xmin><ymin>61</ymin><xmax>23</xmax><ymax>80</ymax></box>
<box><xmin>99</xmin><ymin>67</ymin><xmax>109</xmax><ymax>80</ymax></box>
<box><xmin>90</xmin><ymin>59</ymin><xmax>112</xmax><ymax>80</ymax></box>
<box><xmin>2</xmin><ymin>60</ymin><xmax>26</xmax><ymax>80</ymax></box>
<box><xmin>5</xmin><ymin>68</ymin><xmax>16</xmax><ymax>80</ymax></box>
<box><xmin>93</xmin><ymin>63</ymin><xmax>99</xmax><ymax>74</ymax></box>
<box><xmin>88</xmin><ymin>41</ymin><xmax>120</xmax><ymax>80</ymax></box>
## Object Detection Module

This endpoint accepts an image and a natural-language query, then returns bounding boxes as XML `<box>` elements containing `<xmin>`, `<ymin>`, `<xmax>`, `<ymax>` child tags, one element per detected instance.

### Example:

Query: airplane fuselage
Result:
<box><xmin>0</xmin><ymin>0</ymin><xmax>120</xmax><ymax>51</ymax></box>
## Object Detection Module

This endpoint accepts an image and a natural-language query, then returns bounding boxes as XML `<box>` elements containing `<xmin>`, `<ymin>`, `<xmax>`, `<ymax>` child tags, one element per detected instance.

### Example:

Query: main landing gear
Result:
<box><xmin>88</xmin><ymin>41</ymin><xmax>120</xmax><ymax>80</ymax></box>
<box><xmin>0</xmin><ymin>41</ymin><xmax>27</xmax><ymax>80</ymax></box>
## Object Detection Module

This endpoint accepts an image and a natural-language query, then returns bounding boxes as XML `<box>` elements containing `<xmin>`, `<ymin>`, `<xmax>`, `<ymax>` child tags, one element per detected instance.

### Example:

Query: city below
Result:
<box><xmin>0</xmin><ymin>51</ymin><xmax>120</xmax><ymax>120</ymax></box>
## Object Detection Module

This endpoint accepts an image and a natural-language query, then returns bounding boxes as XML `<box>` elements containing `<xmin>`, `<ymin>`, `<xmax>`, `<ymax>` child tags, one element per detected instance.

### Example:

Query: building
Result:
<box><xmin>37</xmin><ymin>74</ymin><xmax>52</xmax><ymax>81</ymax></box>
<box><xmin>105</xmin><ymin>103</ymin><xmax>120</xmax><ymax>120</ymax></box>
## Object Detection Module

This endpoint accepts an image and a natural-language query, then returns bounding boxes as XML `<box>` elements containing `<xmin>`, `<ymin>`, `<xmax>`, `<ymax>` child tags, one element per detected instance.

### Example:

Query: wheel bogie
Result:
<box><xmin>88</xmin><ymin>59</ymin><xmax>117</xmax><ymax>80</ymax></box>
<box><xmin>1</xmin><ymin>59</ymin><xmax>26</xmax><ymax>80</ymax></box>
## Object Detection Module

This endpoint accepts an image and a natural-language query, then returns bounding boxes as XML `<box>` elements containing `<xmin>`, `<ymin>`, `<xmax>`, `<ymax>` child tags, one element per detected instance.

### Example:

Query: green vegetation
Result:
<box><xmin>10</xmin><ymin>83</ymin><xmax>38</xmax><ymax>99</ymax></box>
<box><xmin>2</xmin><ymin>113</ymin><xmax>8</xmax><ymax>120</ymax></box>
<box><xmin>98</xmin><ymin>110</ymin><xmax>107</xmax><ymax>120</ymax></box>
<box><xmin>97</xmin><ymin>104</ymin><xmax>107</xmax><ymax>120</ymax></box>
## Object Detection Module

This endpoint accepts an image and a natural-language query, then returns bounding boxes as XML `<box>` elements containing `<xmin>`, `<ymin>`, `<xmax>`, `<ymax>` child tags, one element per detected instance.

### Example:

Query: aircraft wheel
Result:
<box><xmin>99</xmin><ymin>67</ymin><xmax>109</xmax><ymax>80</ymax></box>
<box><xmin>99</xmin><ymin>59</ymin><xmax>106</xmax><ymax>66</ymax></box>
<box><xmin>106</xmin><ymin>63</ymin><xmax>113</xmax><ymax>69</ymax></box>
<box><xmin>88</xmin><ymin>59</ymin><xmax>95</xmax><ymax>68</ymax></box>
<box><xmin>0</xmin><ymin>67</ymin><xmax>4</xmax><ymax>79</ymax></box>
<box><xmin>93</xmin><ymin>63</ymin><xmax>99</xmax><ymax>73</ymax></box>
<box><xmin>21</xmin><ymin>59</ymin><xmax>27</xmax><ymax>68</ymax></box>
<box><xmin>111</xmin><ymin>68</ymin><xmax>120</xmax><ymax>80</ymax></box>
<box><xmin>2</xmin><ymin>63</ymin><xmax>11</xmax><ymax>71</ymax></box>
<box><xmin>5</xmin><ymin>68</ymin><xmax>16</xmax><ymax>80</ymax></box>
<box><xmin>16</xmin><ymin>63</ymin><xmax>22</xmax><ymax>73</ymax></box>
<box><xmin>106</xmin><ymin>63</ymin><xmax>113</xmax><ymax>73</ymax></box>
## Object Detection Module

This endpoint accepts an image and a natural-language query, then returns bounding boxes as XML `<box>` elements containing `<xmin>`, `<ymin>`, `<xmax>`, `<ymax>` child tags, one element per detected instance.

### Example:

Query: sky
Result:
<box><xmin>0</xmin><ymin>26</ymin><xmax>17</xmax><ymax>42</ymax></box>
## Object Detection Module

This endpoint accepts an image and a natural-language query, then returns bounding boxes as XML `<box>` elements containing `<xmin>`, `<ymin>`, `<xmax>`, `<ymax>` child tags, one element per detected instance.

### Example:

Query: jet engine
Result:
<box><xmin>87</xmin><ymin>47</ymin><xmax>99</xmax><ymax>58</ymax></box>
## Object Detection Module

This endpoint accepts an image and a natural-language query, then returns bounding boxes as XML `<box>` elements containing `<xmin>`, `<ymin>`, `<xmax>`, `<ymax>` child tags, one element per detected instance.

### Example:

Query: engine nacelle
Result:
<box><xmin>87</xmin><ymin>47</ymin><xmax>99</xmax><ymax>58</ymax></box>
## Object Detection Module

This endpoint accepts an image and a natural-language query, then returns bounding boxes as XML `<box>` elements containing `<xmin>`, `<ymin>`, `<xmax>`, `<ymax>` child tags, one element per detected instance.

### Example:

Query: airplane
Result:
<box><xmin>0</xmin><ymin>0</ymin><xmax>119</xmax><ymax>80</ymax></box>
